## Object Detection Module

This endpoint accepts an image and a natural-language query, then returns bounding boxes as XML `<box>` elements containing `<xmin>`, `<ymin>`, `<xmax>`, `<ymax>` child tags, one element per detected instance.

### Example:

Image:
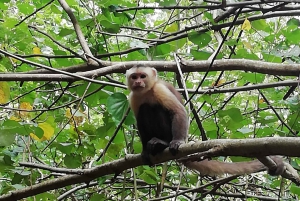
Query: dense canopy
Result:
<box><xmin>0</xmin><ymin>0</ymin><xmax>300</xmax><ymax>200</ymax></box>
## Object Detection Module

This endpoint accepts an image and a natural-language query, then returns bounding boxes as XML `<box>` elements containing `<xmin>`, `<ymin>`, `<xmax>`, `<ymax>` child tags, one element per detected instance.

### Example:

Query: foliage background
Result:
<box><xmin>0</xmin><ymin>0</ymin><xmax>300</xmax><ymax>200</ymax></box>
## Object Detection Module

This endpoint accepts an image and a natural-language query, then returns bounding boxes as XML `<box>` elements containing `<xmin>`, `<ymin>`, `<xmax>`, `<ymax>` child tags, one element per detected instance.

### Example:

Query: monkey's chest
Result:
<box><xmin>136</xmin><ymin>103</ymin><xmax>173</xmax><ymax>141</ymax></box>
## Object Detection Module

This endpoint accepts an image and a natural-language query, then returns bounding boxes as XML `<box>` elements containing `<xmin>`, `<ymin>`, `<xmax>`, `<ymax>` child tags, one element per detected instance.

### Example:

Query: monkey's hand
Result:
<box><xmin>147</xmin><ymin>137</ymin><xmax>169</xmax><ymax>156</ymax></box>
<box><xmin>169</xmin><ymin>140</ymin><xmax>184</xmax><ymax>155</ymax></box>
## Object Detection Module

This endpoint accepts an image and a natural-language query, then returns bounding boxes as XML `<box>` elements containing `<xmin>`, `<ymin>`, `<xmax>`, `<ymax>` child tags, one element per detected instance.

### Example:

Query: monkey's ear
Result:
<box><xmin>125</xmin><ymin>68</ymin><xmax>133</xmax><ymax>77</ymax></box>
<box><xmin>151</xmin><ymin>68</ymin><xmax>157</xmax><ymax>78</ymax></box>
<box><xmin>125</xmin><ymin>68</ymin><xmax>133</xmax><ymax>86</ymax></box>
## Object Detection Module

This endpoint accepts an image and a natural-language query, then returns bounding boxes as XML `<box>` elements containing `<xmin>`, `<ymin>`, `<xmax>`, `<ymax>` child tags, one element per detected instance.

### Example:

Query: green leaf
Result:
<box><xmin>0</xmin><ymin>156</ymin><xmax>14</xmax><ymax>172</ymax></box>
<box><xmin>101</xmin><ymin>20</ymin><xmax>120</xmax><ymax>33</ymax></box>
<box><xmin>291</xmin><ymin>185</ymin><xmax>300</xmax><ymax>196</ymax></box>
<box><xmin>3</xmin><ymin>155</ymin><xmax>13</xmax><ymax>166</ymax></box>
<box><xmin>59</xmin><ymin>28</ymin><xmax>74</xmax><ymax>37</ymax></box>
<box><xmin>257</xmin><ymin>114</ymin><xmax>278</xmax><ymax>124</ymax></box>
<box><xmin>230</xmin><ymin>156</ymin><xmax>251</xmax><ymax>162</ymax></box>
<box><xmin>91</xmin><ymin>193</ymin><xmax>106</xmax><ymax>201</ymax></box>
<box><xmin>3</xmin><ymin>18</ymin><xmax>19</xmax><ymax>28</ymax></box>
<box><xmin>255</xmin><ymin>127</ymin><xmax>274</xmax><ymax>137</ymax></box>
<box><xmin>12</xmin><ymin>169</ymin><xmax>31</xmax><ymax>176</ymax></box>
<box><xmin>232</xmin><ymin>49</ymin><xmax>260</xmax><ymax>60</ymax></box>
<box><xmin>107</xmin><ymin>93</ymin><xmax>129</xmax><ymax>124</ymax></box>
<box><xmin>165</xmin><ymin>23</ymin><xmax>178</xmax><ymax>33</ymax></box>
<box><xmin>0</xmin><ymin>0</ymin><xmax>9</xmax><ymax>4</ymax></box>
<box><xmin>80</xmin><ymin>18</ymin><xmax>95</xmax><ymax>27</ymax></box>
<box><xmin>203</xmin><ymin>12</ymin><xmax>214</xmax><ymax>23</ymax></box>
<box><xmin>252</xmin><ymin>19</ymin><xmax>269</xmax><ymax>31</ymax></box>
<box><xmin>97</xmin><ymin>176</ymin><xmax>109</xmax><ymax>185</ymax></box>
<box><xmin>50</xmin><ymin>5</ymin><xmax>62</xmax><ymax>14</ymax></box>
<box><xmin>201</xmin><ymin>94</ymin><xmax>214</xmax><ymax>104</ymax></box>
<box><xmin>231</xmin><ymin>131</ymin><xmax>246</xmax><ymax>138</ymax></box>
<box><xmin>18</xmin><ymin>3</ymin><xmax>35</xmax><ymax>15</ymax></box>
<box><xmin>155</xmin><ymin>0</ymin><xmax>177</xmax><ymax>6</ymax></box>
<box><xmin>264</xmin><ymin>34</ymin><xmax>275</xmax><ymax>43</ymax></box>
<box><xmin>108</xmin><ymin>5</ymin><xmax>120</xmax><ymax>12</ymax></box>
<box><xmin>133</xmin><ymin>138</ymin><xmax>142</xmax><ymax>153</ymax></box>
<box><xmin>285</xmin><ymin>29</ymin><xmax>300</xmax><ymax>44</ymax></box>
<box><xmin>262</xmin><ymin>53</ymin><xmax>282</xmax><ymax>63</ymax></box>
<box><xmin>225</xmin><ymin>39</ymin><xmax>238</xmax><ymax>46</ymax></box>
<box><xmin>139</xmin><ymin>169</ymin><xmax>159</xmax><ymax>184</ymax></box>
<box><xmin>218</xmin><ymin>108</ymin><xmax>243</xmax><ymax>122</ymax></box>
<box><xmin>149</xmin><ymin>43</ymin><xmax>171</xmax><ymax>57</ymax></box>
<box><xmin>287</xmin><ymin>18</ymin><xmax>300</xmax><ymax>27</ymax></box>
<box><xmin>56</xmin><ymin>143</ymin><xmax>74</xmax><ymax>155</ymax></box>
<box><xmin>190</xmin><ymin>49</ymin><xmax>212</xmax><ymax>60</ymax></box>
<box><xmin>11</xmin><ymin>173</ymin><xmax>24</xmax><ymax>185</ymax></box>
<box><xmin>75</xmin><ymin>82</ymin><xmax>105</xmax><ymax>107</ymax></box>
<box><xmin>203</xmin><ymin>120</ymin><xmax>218</xmax><ymax>132</ymax></box>
<box><xmin>287</xmin><ymin>112</ymin><xmax>300</xmax><ymax>130</ymax></box>
<box><xmin>286</xmin><ymin>96</ymin><xmax>300</xmax><ymax>111</ymax></box>
<box><xmin>35</xmin><ymin>193</ymin><xmax>56</xmax><ymax>201</ymax></box>
<box><xmin>206</xmin><ymin>130</ymin><xmax>217</xmax><ymax>139</ymax></box>
<box><xmin>64</xmin><ymin>154</ymin><xmax>82</xmax><ymax>168</ymax></box>
<box><xmin>241</xmin><ymin>72</ymin><xmax>265</xmax><ymax>83</ymax></box>
<box><xmin>188</xmin><ymin>32</ymin><xmax>212</xmax><ymax>48</ymax></box>
<box><xmin>0</xmin><ymin>120</ymin><xmax>22</xmax><ymax>146</ymax></box>
<box><xmin>30</xmin><ymin>124</ymin><xmax>44</xmax><ymax>139</ymax></box>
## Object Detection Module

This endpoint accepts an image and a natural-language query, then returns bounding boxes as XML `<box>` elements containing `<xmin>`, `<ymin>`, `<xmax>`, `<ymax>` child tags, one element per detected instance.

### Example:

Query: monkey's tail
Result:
<box><xmin>183</xmin><ymin>159</ymin><xmax>267</xmax><ymax>176</ymax></box>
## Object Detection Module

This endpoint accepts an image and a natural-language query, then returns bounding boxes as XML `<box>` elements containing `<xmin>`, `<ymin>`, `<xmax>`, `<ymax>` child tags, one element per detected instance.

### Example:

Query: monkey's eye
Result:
<box><xmin>131</xmin><ymin>75</ymin><xmax>137</xmax><ymax>79</ymax></box>
<box><xmin>141</xmin><ymin>74</ymin><xmax>146</xmax><ymax>78</ymax></box>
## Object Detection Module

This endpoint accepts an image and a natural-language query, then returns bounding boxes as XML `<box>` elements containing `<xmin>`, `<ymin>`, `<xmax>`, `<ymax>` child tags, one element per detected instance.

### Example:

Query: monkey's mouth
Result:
<box><xmin>132</xmin><ymin>85</ymin><xmax>145</xmax><ymax>90</ymax></box>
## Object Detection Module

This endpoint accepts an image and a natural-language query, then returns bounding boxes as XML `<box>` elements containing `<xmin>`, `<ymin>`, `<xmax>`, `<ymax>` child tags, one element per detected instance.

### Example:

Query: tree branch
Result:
<box><xmin>0</xmin><ymin>59</ymin><xmax>299</xmax><ymax>82</ymax></box>
<box><xmin>57</xmin><ymin>0</ymin><xmax>96</xmax><ymax>65</ymax></box>
<box><xmin>1</xmin><ymin>137</ymin><xmax>300</xmax><ymax>201</ymax></box>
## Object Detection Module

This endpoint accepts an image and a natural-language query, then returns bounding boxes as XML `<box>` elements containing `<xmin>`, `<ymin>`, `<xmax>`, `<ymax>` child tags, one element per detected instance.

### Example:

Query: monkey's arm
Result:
<box><xmin>154</xmin><ymin>82</ymin><xmax>188</xmax><ymax>155</ymax></box>
<box><xmin>164</xmin><ymin>81</ymin><xmax>184</xmax><ymax>104</ymax></box>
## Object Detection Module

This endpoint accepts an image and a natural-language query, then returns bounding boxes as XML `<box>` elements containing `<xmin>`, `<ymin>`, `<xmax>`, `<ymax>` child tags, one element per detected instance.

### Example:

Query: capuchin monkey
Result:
<box><xmin>125</xmin><ymin>66</ymin><xmax>284</xmax><ymax>176</ymax></box>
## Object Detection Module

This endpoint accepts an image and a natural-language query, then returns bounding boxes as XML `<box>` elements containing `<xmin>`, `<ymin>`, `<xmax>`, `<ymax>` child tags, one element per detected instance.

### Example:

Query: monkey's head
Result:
<box><xmin>126</xmin><ymin>67</ymin><xmax>157</xmax><ymax>93</ymax></box>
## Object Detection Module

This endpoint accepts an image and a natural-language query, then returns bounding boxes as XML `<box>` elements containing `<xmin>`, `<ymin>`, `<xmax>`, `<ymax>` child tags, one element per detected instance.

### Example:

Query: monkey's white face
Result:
<box><xmin>128</xmin><ymin>72</ymin><xmax>147</xmax><ymax>91</ymax></box>
<box><xmin>126</xmin><ymin>67</ymin><xmax>157</xmax><ymax>94</ymax></box>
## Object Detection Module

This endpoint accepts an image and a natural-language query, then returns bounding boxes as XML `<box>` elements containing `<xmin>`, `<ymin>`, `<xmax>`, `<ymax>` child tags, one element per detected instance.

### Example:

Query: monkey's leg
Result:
<box><xmin>147</xmin><ymin>137</ymin><xmax>169</xmax><ymax>156</ymax></box>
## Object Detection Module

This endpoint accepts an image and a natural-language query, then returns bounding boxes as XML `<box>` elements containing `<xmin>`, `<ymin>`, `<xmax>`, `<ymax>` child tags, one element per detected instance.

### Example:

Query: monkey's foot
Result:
<box><xmin>267</xmin><ymin>156</ymin><xmax>285</xmax><ymax>175</ymax></box>
<box><xmin>169</xmin><ymin>140</ymin><xmax>184</xmax><ymax>155</ymax></box>
<box><xmin>147</xmin><ymin>137</ymin><xmax>169</xmax><ymax>156</ymax></box>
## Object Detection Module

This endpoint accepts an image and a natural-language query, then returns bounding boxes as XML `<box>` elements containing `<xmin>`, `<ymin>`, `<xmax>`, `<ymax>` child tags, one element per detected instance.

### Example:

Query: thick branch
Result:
<box><xmin>1</xmin><ymin>137</ymin><xmax>300</xmax><ymax>200</ymax></box>
<box><xmin>115</xmin><ymin>1</ymin><xmax>291</xmax><ymax>12</ymax></box>
<box><xmin>0</xmin><ymin>59</ymin><xmax>299</xmax><ymax>83</ymax></box>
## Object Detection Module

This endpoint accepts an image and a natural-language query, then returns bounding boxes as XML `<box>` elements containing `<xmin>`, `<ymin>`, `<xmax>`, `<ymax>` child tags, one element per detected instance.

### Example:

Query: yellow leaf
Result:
<box><xmin>65</xmin><ymin>108</ymin><xmax>85</xmax><ymax>125</ymax></box>
<box><xmin>0</xmin><ymin>82</ymin><xmax>10</xmax><ymax>104</ymax></box>
<box><xmin>9</xmin><ymin>57</ymin><xmax>18</xmax><ymax>64</ymax></box>
<box><xmin>30</xmin><ymin>122</ymin><xmax>55</xmax><ymax>141</ymax></box>
<box><xmin>32</xmin><ymin>47</ymin><xmax>42</xmax><ymax>54</ymax></box>
<box><xmin>165</xmin><ymin>23</ymin><xmax>178</xmax><ymax>33</ymax></box>
<box><xmin>19</xmin><ymin>102</ymin><xmax>33</xmax><ymax>110</ymax></box>
<box><xmin>243</xmin><ymin>41</ymin><xmax>252</xmax><ymax>49</ymax></box>
<box><xmin>65</xmin><ymin>108</ymin><xmax>72</xmax><ymax>118</ymax></box>
<box><xmin>241</xmin><ymin>18</ymin><xmax>251</xmax><ymax>31</ymax></box>
<box><xmin>212</xmin><ymin>79</ymin><xmax>225</xmax><ymax>86</ymax></box>
<box><xmin>19</xmin><ymin>102</ymin><xmax>33</xmax><ymax>118</ymax></box>
<box><xmin>10</xmin><ymin>116</ymin><xmax>20</xmax><ymax>121</ymax></box>
<box><xmin>258</xmin><ymin>98</ymin><xmax>264</xmax><ymax>104</ymax></box>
